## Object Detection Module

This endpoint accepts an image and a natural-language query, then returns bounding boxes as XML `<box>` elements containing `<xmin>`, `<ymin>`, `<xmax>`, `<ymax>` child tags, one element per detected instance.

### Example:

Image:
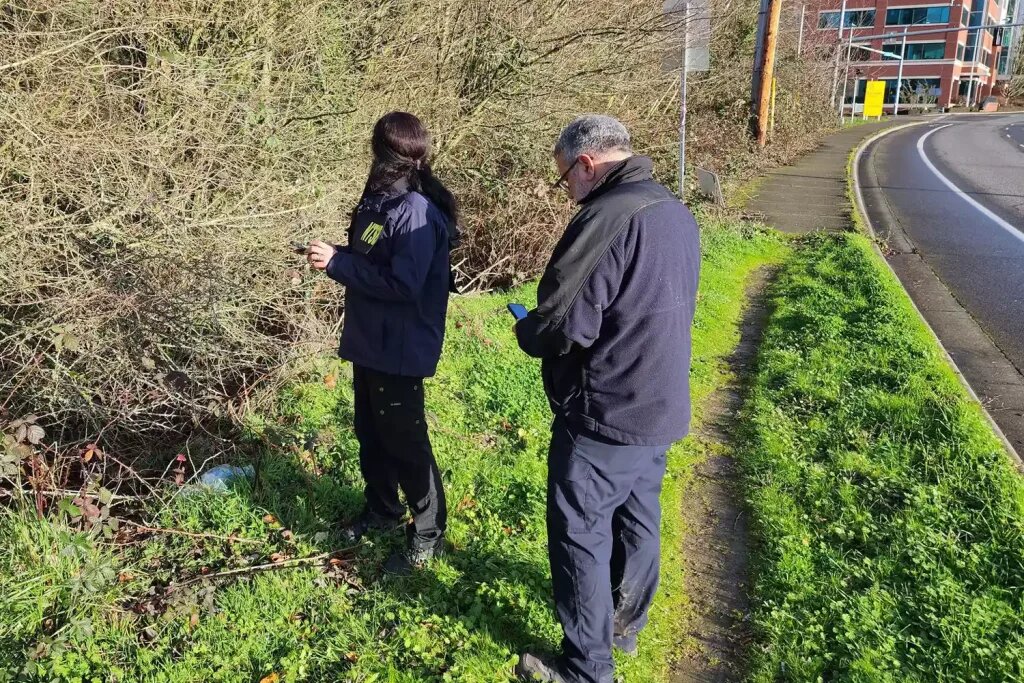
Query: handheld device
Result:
<box><xmin>290</xmin><ymin>240</ymin><xmax>310</xmax><ymax>255</ymax></box>
<box><xmin>507</xmin><ymin>303</ymin><xmax>529</xmax><ymax>321</ymax></box>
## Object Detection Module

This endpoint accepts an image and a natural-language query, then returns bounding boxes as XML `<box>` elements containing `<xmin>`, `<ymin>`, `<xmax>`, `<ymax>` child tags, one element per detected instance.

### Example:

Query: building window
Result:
<box><xmin>957</xmin><ymin>43</ymin><xmax>966</xmax><ymax>61</ymax></box>
<box><xmin>998</xmin><ymin>52</ymin><xmax>1009</xmax><ymax>74</ymax></box>
<box><xmin>819</xmin><ymin>9</ymin><xmax>876</xmax><ymax>28</ymax></box>
<box><xmin>961</xmin><ymin>6</ymin><xmax>969</xmax><ymax>26</ymax></box>
<box><xmin>885</xmin><ymin>6</ymin><xmax>951</xmax><ymax>25</ymax></box>
<box><xmin>894</xmin><ymin>78</ymin><xmax>943</xmax><ymax>104</ymax></box>
<box><xmin>851</xmin><ymin>78</ymin><xmax>942</xmax><ymax>105</ymax></box>
<box><xmin>882</xmin><ymin>42</ymin><xmax>947</xmax><ymax>60</ymax></box>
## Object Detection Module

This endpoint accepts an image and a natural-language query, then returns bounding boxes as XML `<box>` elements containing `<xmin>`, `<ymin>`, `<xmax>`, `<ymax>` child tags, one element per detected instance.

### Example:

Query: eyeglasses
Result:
<box><xmin>551</xmin><ymin>157</ymin><xmax>580</xmax><ymax>191</ymax></box>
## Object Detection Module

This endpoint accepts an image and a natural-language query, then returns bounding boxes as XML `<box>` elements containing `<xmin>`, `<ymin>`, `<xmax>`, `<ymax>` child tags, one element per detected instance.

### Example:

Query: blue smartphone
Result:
<box><xmin>507</xmin><ymin>303</ymin><xmax>529</xmax><ymax>321</ymax></box>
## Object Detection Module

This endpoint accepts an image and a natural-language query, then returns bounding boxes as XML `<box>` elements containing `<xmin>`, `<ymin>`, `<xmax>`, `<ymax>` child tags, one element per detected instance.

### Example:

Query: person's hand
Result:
<box><xmin>307</xmin><ymin>240</ymin><xmax>337</xmax><ymax>271</ymax></box>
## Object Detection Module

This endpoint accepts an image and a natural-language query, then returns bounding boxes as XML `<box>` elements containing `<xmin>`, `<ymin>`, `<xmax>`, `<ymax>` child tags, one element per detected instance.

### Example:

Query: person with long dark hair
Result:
<box><xmin>306</xmin><ymin>112</ymin><xmax>459</xmax><ymax>575</ymax></box>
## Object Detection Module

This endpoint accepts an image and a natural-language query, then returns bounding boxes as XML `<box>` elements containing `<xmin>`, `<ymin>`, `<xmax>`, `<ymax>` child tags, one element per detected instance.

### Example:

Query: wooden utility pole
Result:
<box><xmin>755</xmin><ymin>0</ymin><xmax>783</xmax><ymax>146</ymax></box>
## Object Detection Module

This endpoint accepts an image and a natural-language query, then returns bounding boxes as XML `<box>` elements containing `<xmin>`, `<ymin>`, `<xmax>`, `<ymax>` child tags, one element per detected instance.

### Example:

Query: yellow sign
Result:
<box><xmin>864</xmin><ymin>80</ymin><xmax>886</xmax><ymax>118</ymax></box>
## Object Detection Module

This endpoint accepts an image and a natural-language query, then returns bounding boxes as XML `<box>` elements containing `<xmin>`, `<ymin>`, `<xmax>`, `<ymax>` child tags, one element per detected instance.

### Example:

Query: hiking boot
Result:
<box><xmin>513</xmin><ymin>653</ymin><xmax>569</xmax><ymax>682</ymax></box>
<box><xmin>383</xmin><ymin>540</ymin><xmax>444</xmax><ymax>576</ymax></box>
<box><xmin>613</xmin><ymin>633</ymin><xmax>638</xmax><ymax>657</ymax></box>
<box><xmin>340</xmin><ymin>509</ymin><xmax>401</xmax><ymax>544</ymax></box>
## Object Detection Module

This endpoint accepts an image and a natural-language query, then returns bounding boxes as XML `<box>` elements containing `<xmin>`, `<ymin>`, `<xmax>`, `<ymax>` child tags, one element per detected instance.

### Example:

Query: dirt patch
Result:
<box><xmin>671</xmin><ymin>267</ymin><xmax>775</xmax><ymax>683</ymax></box>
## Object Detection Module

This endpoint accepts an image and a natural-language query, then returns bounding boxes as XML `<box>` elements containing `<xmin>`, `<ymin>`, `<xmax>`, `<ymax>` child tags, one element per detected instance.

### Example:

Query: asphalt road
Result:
<box><xmin>858</xmin><ymin>113</ymin><xmax>1024</xmax><ymax>374</ymax></box>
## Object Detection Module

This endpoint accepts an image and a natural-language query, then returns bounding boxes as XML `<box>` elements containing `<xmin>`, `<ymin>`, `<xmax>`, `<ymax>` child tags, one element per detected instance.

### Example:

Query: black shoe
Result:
<box><xmin>613</xmin><ymin>633</ymin><xmax>638</xmax><ymax>657</ymax></box>
<box><xmin>383</xmin><ymin>540</ymin><xmax>444</xmax><ymax>576</ymax></box>
<box><xmin>340</xmin><ymin>509</ymin><xmax>401</xmax><ymax>544</ymax></box>
<box><xmin>514</xmin><ymin>653</ymin><xmax>568</xmax><ymax>682</ymax></box>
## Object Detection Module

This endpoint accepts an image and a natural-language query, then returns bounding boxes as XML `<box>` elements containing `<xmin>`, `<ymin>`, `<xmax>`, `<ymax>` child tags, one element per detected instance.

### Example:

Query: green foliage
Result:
<box><xmin>0</xmin><ymin>218</ymin><xmax>787</xmax><ymax>682</ymax></box>
<box><xmin>742</xmin><ymin>234</ymin><xmax>1024</xmax><ymax>682</ymax></box>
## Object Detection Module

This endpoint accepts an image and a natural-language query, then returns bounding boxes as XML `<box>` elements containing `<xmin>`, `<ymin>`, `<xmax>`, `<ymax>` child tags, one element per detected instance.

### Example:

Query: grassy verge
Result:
<box><xmin>741</xmin><ymin>233</ymin><xmax>1024</xmax><ymax>682</ymax></box>
<box><xmin>1</xmin><ymin>216</ymin><xmax>787</xmax><ymax>683</ymax></box>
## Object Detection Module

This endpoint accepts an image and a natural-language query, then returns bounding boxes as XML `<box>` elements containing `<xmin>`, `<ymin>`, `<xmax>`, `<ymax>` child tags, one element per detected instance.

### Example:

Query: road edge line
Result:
<box><xmin>851</xmin><ymin>121</ymin><xmax>1024</xmax><ymax>471</ymax></box>
<box><xmin>915</xmin><ymin>125</ymin><xmax>1024</xmax><ymax>244</ymax></box>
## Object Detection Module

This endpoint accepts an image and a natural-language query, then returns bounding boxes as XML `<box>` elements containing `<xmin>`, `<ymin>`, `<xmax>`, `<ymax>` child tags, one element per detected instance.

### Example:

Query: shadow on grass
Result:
<box><xmin>227</xmin><ymin>411</ymin><xmax>553</xmax><ymax>678</ymax></box>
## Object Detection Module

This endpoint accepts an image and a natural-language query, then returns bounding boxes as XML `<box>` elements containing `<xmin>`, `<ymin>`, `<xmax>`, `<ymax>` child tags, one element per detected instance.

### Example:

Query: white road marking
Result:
<box><xmin>916</xmin><ymin>125</ymin><xmax>1024</xmax><ymax>245</ymax></box>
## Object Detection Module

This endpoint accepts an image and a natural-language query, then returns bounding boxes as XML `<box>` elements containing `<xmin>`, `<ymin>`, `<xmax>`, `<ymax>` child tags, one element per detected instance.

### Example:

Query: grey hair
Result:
<box><xmin>554</xmin><ymin>114</ymin><xmax>633</xmax><ymax>161</ymax></box>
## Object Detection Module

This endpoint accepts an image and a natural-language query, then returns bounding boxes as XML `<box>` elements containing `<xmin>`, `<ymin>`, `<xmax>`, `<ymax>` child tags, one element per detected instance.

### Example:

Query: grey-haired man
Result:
<box><xmin>513</xmin><ymin>115</ymin><xmax>701</xmax><ymax>683</ymax></box>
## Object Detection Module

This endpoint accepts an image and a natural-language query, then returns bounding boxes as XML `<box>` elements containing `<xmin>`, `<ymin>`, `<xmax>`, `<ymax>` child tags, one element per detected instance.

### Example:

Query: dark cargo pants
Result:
<box><xmin>352</xmin><ymin>365</ymin><xmax>447</xmax><ymax>549</ymax></box>
<box><xmin>547</xmin><ymin>417</ymin><xmax>668</xmax><ymax>683</ymax></box>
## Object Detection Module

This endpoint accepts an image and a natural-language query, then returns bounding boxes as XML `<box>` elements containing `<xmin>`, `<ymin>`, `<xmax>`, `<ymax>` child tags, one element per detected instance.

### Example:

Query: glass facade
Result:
<box><xmin>819</xmin><ymin>9</ymin><xmax>876</xmax><ymax>28</ymax></box>
<box><xmin>851</xmin><ymin>78</ymin><xmax>942</xmax><ymax>104</ymax></box>
<box><xmin>885</xmin><ymin>6</ymin><xmax>951</xmax><ymax>25</ymax></box>
<box><xmin>882</xmin><ymin>42</ymin><xmax>947</xmax><ymax>60</ymax></box>
<box><xmin>964</xmin><ymin>10</ymin><xmax>984</xmax><ymax>62</ymax></box>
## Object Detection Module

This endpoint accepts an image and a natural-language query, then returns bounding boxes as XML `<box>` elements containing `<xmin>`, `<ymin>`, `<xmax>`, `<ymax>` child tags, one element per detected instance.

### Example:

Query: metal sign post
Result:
<box><xmin>680</xmin><ymin>1</ymin><xmax>689</xmax><ymax>197</ymax></box>
<box><xmin>665</xmin><ymin>0</ymin><xmax>710</xmax><ymax>197</ymax></box>
<box><xmin>894</xmin><ymin>28</ymin><xmax>908</xmax><ymax>116</ymax></box>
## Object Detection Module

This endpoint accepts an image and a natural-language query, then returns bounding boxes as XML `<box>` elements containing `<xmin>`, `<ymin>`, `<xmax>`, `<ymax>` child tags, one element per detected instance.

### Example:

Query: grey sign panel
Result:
<box><xmin>663</xmin><ymin>0</ymin><xmax>711</xmax><ymax>71</ymax></box>
<box><xmin>696</xmin><ymin>167</ymin><xmax>724</xmax><ymax>205</ymax></box>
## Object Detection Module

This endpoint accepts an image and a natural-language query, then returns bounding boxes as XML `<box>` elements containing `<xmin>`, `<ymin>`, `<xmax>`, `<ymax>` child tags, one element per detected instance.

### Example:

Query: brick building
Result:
<box><xmin>806</xmin><ymin>0</ymin><xmax>1015</xmax><ymax>111</ymax></box>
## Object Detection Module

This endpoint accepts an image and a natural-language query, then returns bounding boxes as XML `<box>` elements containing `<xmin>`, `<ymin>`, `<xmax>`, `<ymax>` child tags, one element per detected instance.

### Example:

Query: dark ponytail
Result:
<box><xmin>411</xmin><ymin>161</ymin><xmax>460</xmax><ymax>246</ymax></box>
<box><xmin>364</xmin><ymin>112</ymin><xmax>460</xmax><ymax>246</ymax></box>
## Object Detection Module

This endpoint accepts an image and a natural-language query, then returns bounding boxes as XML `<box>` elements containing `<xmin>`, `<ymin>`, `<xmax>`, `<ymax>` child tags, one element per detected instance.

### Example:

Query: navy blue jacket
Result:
<box><xmin>515</xmin><ymin>156</ymin><xmax>700</xmax><ymax>446</ymax></box>
<box><xmin>326</xmin><ymin>189</ymin><xmax>452</xmax><ymax>378</ymax></box>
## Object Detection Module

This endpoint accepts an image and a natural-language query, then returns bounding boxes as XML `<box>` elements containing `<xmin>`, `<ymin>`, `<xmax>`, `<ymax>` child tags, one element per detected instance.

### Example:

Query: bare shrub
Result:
<box><xmin>1</xmin><ymin>0</ymin><xmax>835</xmax><ymax>463</ymax></box>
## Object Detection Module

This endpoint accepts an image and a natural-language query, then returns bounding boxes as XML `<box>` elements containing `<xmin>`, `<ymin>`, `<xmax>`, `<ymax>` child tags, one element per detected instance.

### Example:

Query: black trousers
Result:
<box><xmin>352</xmin><ymin>365</ymin><xmax>446</xmax><ymax>549</ymax></box>
<box><xmin>547</xmin><ymin>417</ymin><xmax>668</xmax><ymax>683</ymax></box>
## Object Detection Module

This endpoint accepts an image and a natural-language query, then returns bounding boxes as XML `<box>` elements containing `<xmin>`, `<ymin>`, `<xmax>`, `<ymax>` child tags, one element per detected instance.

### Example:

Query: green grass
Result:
<box><xmin>0</xmin><ymin>216</ymin><xmax>787</xmax><ymax>683</ymax></box>
<box><xmin>741</xmin><ymin>233</ymin><xmax>1024</xmax><ymax>682</ymax></box>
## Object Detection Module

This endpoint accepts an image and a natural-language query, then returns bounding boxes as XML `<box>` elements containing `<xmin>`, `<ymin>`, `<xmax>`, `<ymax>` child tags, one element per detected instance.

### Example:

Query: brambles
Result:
<box><xmin>1</xmin><ymin>0</ymin><xmax>834</xmax><ymax>462</ymax></box>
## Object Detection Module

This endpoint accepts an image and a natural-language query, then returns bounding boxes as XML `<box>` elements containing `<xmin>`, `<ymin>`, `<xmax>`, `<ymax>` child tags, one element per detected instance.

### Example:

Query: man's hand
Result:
<box><xmin>307</xmin><ymin>240</ymin><xmax>337</xmax><ymax>271</ymax></box>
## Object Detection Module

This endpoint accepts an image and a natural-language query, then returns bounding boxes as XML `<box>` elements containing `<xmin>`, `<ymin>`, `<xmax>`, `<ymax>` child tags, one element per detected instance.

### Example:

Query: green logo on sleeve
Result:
<box><xmin>360</xmin><ymin>222</ymin><xmax>384</xmax><ymax>246</ymax></box>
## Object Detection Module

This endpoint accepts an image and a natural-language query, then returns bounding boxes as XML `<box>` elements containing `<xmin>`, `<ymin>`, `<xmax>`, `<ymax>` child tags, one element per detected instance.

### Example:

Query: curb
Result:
<box><xmin>851</xmin><ymin>122</ymin><xmax>1024</xmax><ymax>471</ymax></box>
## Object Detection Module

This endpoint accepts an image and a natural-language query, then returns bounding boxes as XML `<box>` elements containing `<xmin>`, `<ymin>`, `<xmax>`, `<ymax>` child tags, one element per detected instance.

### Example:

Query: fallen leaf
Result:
<box><xmin>281</xmin><ymin>529</ymin><xmax>294</xmax><ymax>541</ymax></box>
<box><xmin>189</xmin><ymin>613</ymin><xmax>200</xmax><ymax>629</ymax></box>
<box><xmin>328</xmin><ymin>557</ymin><xmax>345</xmax><ymax>567</ymax></box>
<box><xmin>270</xmin><ymin>552</ymin><xmax>286</xmax><ymax>563</ymax></box>
<box><xmin>117</xmin><ymin>572</ymin><xmax>134</xmax><ymax>583</ymax></box>
<box><xmin>259</xmin><ymin>674</ymin><xmax>280</xmax><ymax>683</ymax></box>
<box><xmin>82</xmin><ymin>502</ymin><xmax>101</xmax><ymax>521</ymax></box>
<box><xmin>345</xmin><ymin>652</ymin><xmax>359</xmax><ymax>663</ymax></box>
<box><xmin>83</xmin><ymin>443</ymin><xmax>104</xmax><ymax>463</ymax></box>
<box><xmin>323</xmin><ymin>373</ymin><xmax>337</xmax><ymax>390</ymax></box>
<box><xmin>262</xmin><ymin>514</ymin><xmax>278</xmax><ymax>526</ymax></box>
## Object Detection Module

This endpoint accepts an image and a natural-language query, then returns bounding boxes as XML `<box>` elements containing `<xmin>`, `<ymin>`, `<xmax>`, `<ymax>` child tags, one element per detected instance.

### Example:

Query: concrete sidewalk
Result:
<box><xmin>748</xmin><ymin>120</ymin><xmax>911</xmax><ymax>233</ymax></box>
